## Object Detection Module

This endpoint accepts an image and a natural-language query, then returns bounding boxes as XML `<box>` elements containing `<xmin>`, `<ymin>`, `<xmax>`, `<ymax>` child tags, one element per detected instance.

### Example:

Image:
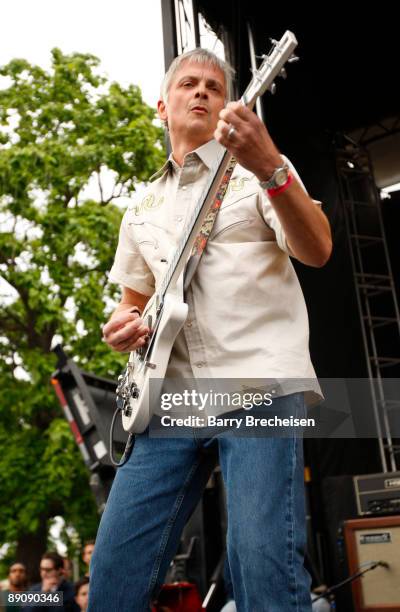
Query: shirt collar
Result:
<box><xmin>148</xmin><ymin>158</ymin><xmax>171</xmax><ymax>182</ymax></box>
<box><xmin>149</xmin><ymin>139</ymin><xmax>224</xmax><ymax>182</ymax></box>
<box><xmin>191</xmin><ymin>139</ymin><xmax>224</xmax><ymax>169</ymax></box>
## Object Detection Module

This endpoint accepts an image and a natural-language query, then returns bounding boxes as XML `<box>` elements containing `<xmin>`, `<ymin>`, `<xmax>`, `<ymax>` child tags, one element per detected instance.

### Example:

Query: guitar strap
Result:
<box><xmin>183</xmin><ymin>155</ymin><xmax>236</xmax><ymax>291</ymax></box>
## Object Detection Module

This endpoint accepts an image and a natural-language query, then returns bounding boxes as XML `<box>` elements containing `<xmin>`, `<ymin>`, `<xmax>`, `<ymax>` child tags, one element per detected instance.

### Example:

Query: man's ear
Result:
<box><xmin>157</xmin><ymin>99</ymin><xmax>167</xmax><ymax>123</ymax></box>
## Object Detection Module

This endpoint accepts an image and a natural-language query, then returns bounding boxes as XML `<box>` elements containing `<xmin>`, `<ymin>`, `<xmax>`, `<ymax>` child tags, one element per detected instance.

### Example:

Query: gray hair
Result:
<box><xmin>160</xmin><ymin>48</ymin><xmax>235</xmax><ymax>102</ymax></box>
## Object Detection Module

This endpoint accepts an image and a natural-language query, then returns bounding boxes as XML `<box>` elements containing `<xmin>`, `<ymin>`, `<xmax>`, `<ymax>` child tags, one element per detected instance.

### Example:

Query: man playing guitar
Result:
<box><xmin>89</xmin><ymin>47</ymin><xmax>332</xmax><ymax>611</ymax></box>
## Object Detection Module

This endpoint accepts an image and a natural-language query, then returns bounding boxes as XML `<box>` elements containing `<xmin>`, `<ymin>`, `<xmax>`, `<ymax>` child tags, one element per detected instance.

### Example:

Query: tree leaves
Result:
<box><xmin>0</xmin><ymin>49</ymin><xmax>165</xmax><ymax>551</ymax></box>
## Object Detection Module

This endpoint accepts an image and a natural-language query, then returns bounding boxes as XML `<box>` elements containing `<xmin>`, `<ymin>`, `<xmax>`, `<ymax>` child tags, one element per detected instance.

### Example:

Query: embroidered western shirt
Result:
<box><xmin>109</xmin><ymin>139</ymin><xmax>322</xmax><ymax>409</ymax></box>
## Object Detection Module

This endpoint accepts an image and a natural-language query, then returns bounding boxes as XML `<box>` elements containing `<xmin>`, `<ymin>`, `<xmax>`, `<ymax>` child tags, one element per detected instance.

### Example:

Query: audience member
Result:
<box><xmin>81</xmin><ymin>542</ymin><xmax>95</xmax><ymax>578</ymax></box>
<box><xmin>0</xmin><ymin>563</ymin><xmax>28</xmax><ymax>611</ymax></box>
<box><xmin>5</xmin><ymin>563</ymin><xmax>28</xmax><ymax>593</ymax></box>
<box><xmin>74</xmin><ymin>578</ymin><xmax>89</xmax><ymax>612</ymax></box>
<box><xmin>21</xmin><ymin>551</ymin><xmax>79</xmax><ymax>611</ymax></box>
<box><xmin>62</xmin><ymin>559</ymin><xmax>73</xmax><ymax>582</ymax></box>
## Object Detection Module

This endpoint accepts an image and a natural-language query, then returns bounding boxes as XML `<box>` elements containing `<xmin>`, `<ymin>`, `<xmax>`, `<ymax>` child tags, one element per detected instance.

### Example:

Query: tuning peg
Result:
<box><xmin>288</xmin><ymin>55</ymin><xmax>300</xmax><ymax>64</ymax></box>
<box><xmin>269</xmin><ymin>82</ymin><xmax>277</xmax><ymax>95</ymax></box>
<box><xmin>269</xmin><ymin>37</ymin><xmax>279</xmax><ymax>46</ymax></box>
<box><xmin>280</xmin><ymin>68</ymin><xmax>287</xmax><ymax>79</ymax></box>
<box><xmin>250</xmin><ymin>67</ymin><xmax>262</xmax><ymax>83</ymax></box>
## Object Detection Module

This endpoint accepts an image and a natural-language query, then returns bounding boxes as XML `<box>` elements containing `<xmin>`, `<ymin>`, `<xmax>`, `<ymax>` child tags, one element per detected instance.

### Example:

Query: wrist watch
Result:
<box><xmin>259</xmin><ymin>163</ymin><xmax>290</xmax><ymax>190</ymax></box>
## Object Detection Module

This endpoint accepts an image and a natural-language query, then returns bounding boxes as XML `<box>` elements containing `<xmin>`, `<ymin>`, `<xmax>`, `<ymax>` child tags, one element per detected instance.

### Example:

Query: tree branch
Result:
<box><xmin>101</xmin><ymin>177</ymin><xmax>128</xmax><ymax>205</ymax></box>
<box><xmin>97</xmin><ymin>170</ymin><xmax>104</xmax><ymax>203</ymax></box>
<box><xmin>0</xmin><ymin>311</ymin><xmax>29</xmax><ymax>335</ymax></box>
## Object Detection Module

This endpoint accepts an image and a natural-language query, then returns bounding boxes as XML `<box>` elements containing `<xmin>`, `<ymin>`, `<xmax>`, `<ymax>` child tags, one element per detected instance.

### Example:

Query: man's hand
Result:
<box><xmin>214</xmin><ymin>101</ymin><xmax>283</xmax><ymax>180</ymax></box>
<box><xmin>41</xmin><ymin>576</ymin><xmax>59</xmax><ymax>592</ymax></box>
<box><xmin>102</xmin><ymin>310</ymin><xmax>150</xmax><ymax>353</ymax></box>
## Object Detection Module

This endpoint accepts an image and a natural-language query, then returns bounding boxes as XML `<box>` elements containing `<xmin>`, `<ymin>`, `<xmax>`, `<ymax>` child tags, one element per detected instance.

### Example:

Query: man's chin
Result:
<box><xmin>187</xmin><ymin>118</ymin><xmax>213</xmax><ymax>137</ymax></box>
<box><xmin>189</xmin><ymin>115</ymin><xmax>209</xmax><ymax>126</ymax></box>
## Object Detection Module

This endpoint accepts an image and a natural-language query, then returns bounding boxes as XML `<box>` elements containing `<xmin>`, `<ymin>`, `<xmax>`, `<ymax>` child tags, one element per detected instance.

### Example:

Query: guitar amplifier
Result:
<box><xmin>354</xmin><ymin>471</ymin><xmax>400</xmax><ymax>516</ymax></box>
<box><xmin>344</xmin><ymin>516</ymin><xmax>400</xmax><ymax>611</ymax></box>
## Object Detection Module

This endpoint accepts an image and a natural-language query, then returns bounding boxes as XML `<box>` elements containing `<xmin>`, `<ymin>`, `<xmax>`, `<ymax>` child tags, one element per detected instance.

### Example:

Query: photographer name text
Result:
<box><xmin>160</xmin><ymin>415</ymin><xmax>315</xmax><ymax>429</ymax></box>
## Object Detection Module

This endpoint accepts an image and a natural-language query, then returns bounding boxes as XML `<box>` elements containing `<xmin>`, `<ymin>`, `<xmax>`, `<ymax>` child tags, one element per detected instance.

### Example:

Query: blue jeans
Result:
<box><xmin>88</xmin><ymin>393</ymin><xmax>311</xmax><ymax>611</ymax></box>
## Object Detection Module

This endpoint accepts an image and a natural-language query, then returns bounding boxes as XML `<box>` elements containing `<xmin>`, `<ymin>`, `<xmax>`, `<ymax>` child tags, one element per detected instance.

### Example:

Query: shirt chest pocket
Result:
<box><xmin>128</xmin><ymin>220</ymin><xmax>173</xmax><ymax>283</ymax></box>
<box><xmin>210</xmin><ymin>190</ymin><xmax>261</xmax><ymax>243</ymax></box>
<box><xmin>128</xmin><ymin>220</ymin><xmax>168</xmax><ymax>250</ymax></box>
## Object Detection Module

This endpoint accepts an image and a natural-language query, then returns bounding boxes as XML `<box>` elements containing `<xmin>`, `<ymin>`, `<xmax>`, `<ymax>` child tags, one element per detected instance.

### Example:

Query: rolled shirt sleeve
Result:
<box><xmin>260</xmin><ymin>155</ymin><xmax>323</xmax><ymax>255</ymax></box>
<box><xmin>108</xmin><ymin>210</ymin><xmax>155</xmax><ymax>296</ymax></box>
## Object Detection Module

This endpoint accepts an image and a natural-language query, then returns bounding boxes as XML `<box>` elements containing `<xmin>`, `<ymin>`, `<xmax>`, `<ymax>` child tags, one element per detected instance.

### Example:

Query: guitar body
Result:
<box><xmin>121</xmin><ymin>287</ymin><xmax>188</xmax><ymax>433</ymax></box>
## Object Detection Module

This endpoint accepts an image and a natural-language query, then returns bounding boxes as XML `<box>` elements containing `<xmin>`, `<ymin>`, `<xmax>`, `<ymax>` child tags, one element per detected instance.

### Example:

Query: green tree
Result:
<box><xmin>0</xmin><ymin>49</ymin><xmax>165</xmax><ymax>579</ymax></box>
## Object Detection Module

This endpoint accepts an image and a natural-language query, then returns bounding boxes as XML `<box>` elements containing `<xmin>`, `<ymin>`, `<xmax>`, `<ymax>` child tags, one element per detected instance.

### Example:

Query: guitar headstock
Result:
<box><xmin>242</xmin><ymin>30</ymin><xmax>299</xmax><ymax>106</ymax></box>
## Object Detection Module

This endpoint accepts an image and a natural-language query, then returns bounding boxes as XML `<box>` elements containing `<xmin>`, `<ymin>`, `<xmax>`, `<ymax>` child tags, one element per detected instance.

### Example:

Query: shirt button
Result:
<box><xmin>176</xmin><ymin>215</ymin><xmax>183</xmax><ymax>222</ymax></box>
<box><xmin>182</xmin><ymin>185</ymin><xmax>187</xmax><ymax>191</ymax></box>
<box><xmin>195</xmin><ymin>361</ymin><xmax>204</xmax><ymax>368</ymax></box>
<box><xmin>186</xmin><ymin>321</ymin><xmax>192</xmax><ymax>328</ymax></box>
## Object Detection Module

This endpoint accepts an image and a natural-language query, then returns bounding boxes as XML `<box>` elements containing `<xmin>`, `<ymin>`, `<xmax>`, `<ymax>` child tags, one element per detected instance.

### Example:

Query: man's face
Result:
<box><xmin>82</xmin><ymin>544</ymin><xmax>95</xmax><ymax>567</ymax></box>
<box><xmin>40</xmin><ymin>560</ymin><xmax>61</xmax><ymax>583</ymax></box>
<box><xmin>62</xmin><ymin>558</ymin><xmax>72</xmax><ymax>580</ymax></box>
<box><xmin>75</xmin><ymin>583</ymin><xmax>89</xmax><ymax>611</ymax></box>
<box><xmin>158</xmin><ymin>60</ymin><xmax>226</xmax><ymax>145</ymax></box>
<box><xmin>8</xmin><ymin>564</ymin><xmax>27</xmax><ymax>587</ymax></box>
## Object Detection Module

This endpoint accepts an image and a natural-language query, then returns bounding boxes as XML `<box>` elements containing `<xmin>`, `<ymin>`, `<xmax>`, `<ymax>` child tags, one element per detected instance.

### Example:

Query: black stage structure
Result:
<box><xmin>158</xmin><ymin>2</ymin><xmax>400</xmax><ymax>609</ymax></box>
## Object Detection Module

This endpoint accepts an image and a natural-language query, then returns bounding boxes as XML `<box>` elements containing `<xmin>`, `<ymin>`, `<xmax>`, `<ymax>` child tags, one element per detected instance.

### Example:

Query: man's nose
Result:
<box><xmin>194</xmin><ymin>83</ymin><xmax>208</xmax><ymax>98</ymax></box>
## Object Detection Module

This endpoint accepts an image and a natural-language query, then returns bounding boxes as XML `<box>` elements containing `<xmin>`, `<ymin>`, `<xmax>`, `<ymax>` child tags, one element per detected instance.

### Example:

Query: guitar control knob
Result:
<box><xmin>130</xmin><ymin>383</ymin><xmax>140</xmax><ymax>399</ymax></box>
<box><xmin>123</xmin><ymin>403</ymin><xmax>132</xmax><ymax>417</ymax></box>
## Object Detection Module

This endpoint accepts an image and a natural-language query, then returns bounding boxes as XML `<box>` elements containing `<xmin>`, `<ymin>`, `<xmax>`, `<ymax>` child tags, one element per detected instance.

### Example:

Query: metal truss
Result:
<box><xmin>349</xmin><ymin>114</ymin><xmax>400</xmax><ymax>147</ymax></box>
<box><xmin>336</xmin><ymin>139</ymin><xmax>400</xmax><ymax>471</ymax></box>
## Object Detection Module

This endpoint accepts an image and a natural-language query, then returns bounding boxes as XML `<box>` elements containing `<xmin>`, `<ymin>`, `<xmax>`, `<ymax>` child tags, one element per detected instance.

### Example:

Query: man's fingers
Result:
<box><xmin>114</xmin><ymin>335</ymin><xmax>148</xmax><ymax>354</ymax></box>
<box><xmin>108</xmin><ymin>321</ymin><xmax>149</xmax><ymax>347</ymax></box>
<box><xmin>220</xmin><ymin>103</ymin><xmax>251</xmax><ymax>124</ymax></box>
<box><xmin>216</xmin><ymin>118</ymin><xmax>230</xmax><ymax>132</ymax></box>
<box><xmin>102</xmin><ymin>310</ymin><xmax>140</xmax><ymax>337</ymax></box>
<box><xmin>215</xmin><ymin>120</ymin><xmax>243</xmax><ymax>148</ymax></box>
<box><xmin>103</xmin><ymin>315</ymin><xmax>142</xmax><ymax>340</ymax></box>
<box><xmin>226</xmin><ymin>100</ymin><xmax>248</xmax><ymax>114</ymax></box>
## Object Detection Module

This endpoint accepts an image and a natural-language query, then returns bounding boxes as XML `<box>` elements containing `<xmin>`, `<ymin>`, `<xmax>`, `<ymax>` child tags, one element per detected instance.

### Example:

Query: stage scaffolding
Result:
<box><xmin>336</xmin><ymin>140</ymin><xmax>400</xmax><ymax>472</ymax></box>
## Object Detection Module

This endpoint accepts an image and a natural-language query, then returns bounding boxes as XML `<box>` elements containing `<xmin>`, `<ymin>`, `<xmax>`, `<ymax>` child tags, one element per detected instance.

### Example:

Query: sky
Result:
<box><xmin>1</xmin><ymin>0</ymin><xmax>165</xmax><ymax>106</ymax></box>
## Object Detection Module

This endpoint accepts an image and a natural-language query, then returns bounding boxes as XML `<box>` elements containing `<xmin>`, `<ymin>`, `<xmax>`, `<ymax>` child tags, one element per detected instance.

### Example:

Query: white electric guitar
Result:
<box><xmin>117</xmin><ymin>31</ymin><xmax>299</xmax><ymax>433</ymax></box>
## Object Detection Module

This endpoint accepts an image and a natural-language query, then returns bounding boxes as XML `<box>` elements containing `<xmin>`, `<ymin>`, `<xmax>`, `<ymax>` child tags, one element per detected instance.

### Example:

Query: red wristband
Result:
<box><xmin>267</xmin><ymin>173</ymin><xmax>294</xmax><ymax>198</ymax></box>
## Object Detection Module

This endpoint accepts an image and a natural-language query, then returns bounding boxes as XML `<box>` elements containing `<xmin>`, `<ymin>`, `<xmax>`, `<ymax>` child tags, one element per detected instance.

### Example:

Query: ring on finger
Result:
<box><xmin>227</xmin><ymin>125</ymin><xmax>236</xmax><ymax>139</ymax></box>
